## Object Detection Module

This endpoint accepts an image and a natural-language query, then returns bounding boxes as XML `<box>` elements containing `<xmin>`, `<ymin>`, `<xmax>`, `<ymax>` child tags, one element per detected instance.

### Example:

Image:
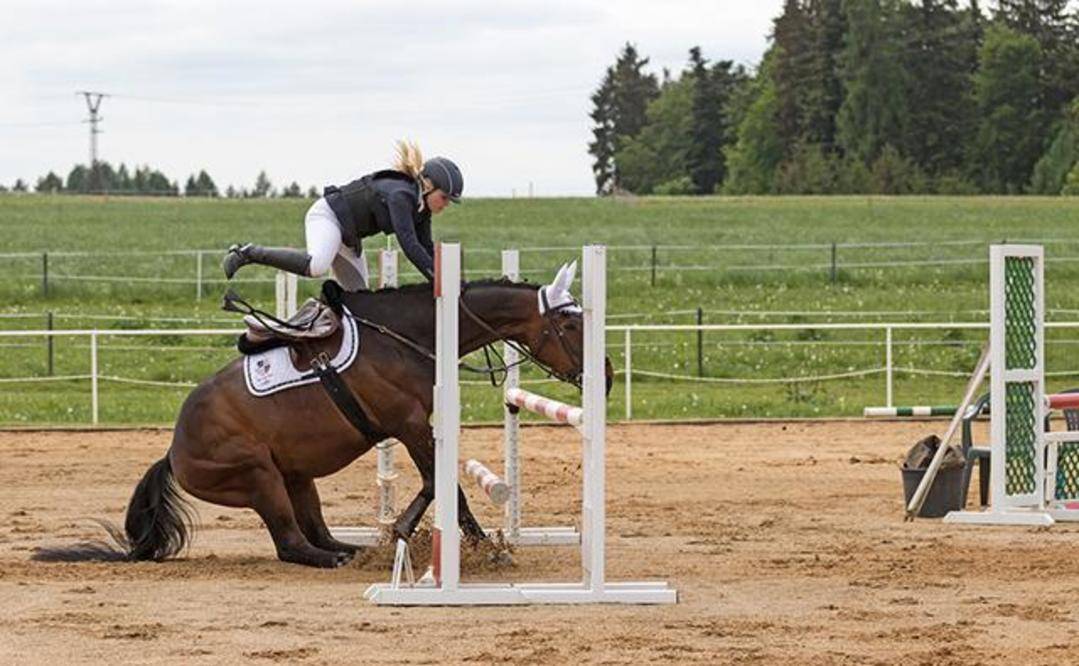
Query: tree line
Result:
<box><xmin>588</xmin><ymin>0</ymin><xmax>1079</xmax><ymax>195</ymax></box>
<box><xmin>3</xmin><ymin>161</ymin><xmax>319</xmax><ymax>199</ymax></box>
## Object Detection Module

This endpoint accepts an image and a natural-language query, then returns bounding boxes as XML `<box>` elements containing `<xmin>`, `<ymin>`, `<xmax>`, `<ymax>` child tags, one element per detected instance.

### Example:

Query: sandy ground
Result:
<box><xmin>1</xmin><ymin>421</ymin><xmax>1078</xmax><ymax>665</ymax></box>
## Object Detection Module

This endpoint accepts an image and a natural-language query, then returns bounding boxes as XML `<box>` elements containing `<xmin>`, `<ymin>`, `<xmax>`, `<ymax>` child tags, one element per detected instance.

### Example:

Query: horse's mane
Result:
<box><xmin>365</xmin><ymin>277</ymin><xmax>538</xmax><ymax>296</ymax></box>
<box><xmin>335</xmin><ymin>278</ymin><xmax>538</xmax><ymax>327</ymax></box>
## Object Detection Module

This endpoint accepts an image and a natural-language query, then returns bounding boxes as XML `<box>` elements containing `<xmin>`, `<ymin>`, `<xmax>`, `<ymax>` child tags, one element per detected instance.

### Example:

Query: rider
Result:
<box><xmin>222</xmin><ymin>141</ymin><xmax>463</xmax><ymax>289</ymax></box>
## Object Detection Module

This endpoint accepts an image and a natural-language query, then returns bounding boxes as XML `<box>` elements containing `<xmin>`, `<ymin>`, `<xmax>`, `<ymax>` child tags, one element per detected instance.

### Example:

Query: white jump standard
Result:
<box><xmin>945</xmin><ymin>245</ymin><xmax>1079</xmax><ymax>526</ymax></box>
<box><xmin>364</xmin><ymin>243</ymin><xmax>677</xmax><ymax>605</ymax></box>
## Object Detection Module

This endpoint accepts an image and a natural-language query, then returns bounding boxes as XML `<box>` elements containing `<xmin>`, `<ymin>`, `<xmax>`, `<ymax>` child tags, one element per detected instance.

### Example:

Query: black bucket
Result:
<box><xmin>901</xmin><ymin>464</ymin><xmax>965</xmax><ymax>518</ymax></box>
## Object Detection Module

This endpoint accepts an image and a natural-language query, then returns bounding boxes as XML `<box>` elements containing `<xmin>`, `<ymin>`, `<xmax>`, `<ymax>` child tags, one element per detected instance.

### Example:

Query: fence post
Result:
<box><xmin>624</xmin><ymin>328</ymin><xmax>632</xmax><ymax>420</ymax></box>
<box><xmin>42</xmin><ymin>252</ymin><xmax>48</xmax><ymax>297</ymax></box>
<box><xmin>46</xmin><ymin>312</ymin><xmax>54</xmax><ymax>376</ymax></box>
<box><xmin>696</xmin><ymin>307</ymin><xmax>704</xmax><ymax>377</ymax></box>
<box><xmin>885</xmin><ymin>326</ymin><xmax>893</xmax><ymax>408</ymax></box>
<box><xmin>830</xmin><ymin>243</ymin><xmax>837</xmax><ymax>284</ymax></box>
<box><xmin>195</xmin><ymin>250</ymin><xmax>203</xmax><ymax>301</ymax></box>
<box><xmin>90</xmin><ymin>330</ymin><xmax>99</xmax><ymax>425</ymax></box>
<box><xmin>650</xmin><ymin>245</ymin><xmax>657</xmax><ymax>287</ymax></box>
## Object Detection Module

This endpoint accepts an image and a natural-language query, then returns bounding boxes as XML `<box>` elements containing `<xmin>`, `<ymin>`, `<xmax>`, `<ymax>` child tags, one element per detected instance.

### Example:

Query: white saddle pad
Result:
<box><xmin>243</xmin><ymin>308</ymin><xmax>359</xmax><ymax>397</ymax></box>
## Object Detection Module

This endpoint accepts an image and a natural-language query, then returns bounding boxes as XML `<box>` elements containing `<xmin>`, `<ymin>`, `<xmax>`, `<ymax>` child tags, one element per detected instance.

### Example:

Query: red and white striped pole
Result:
<box><xmin>463</xmin><ymin>459</ymin><xmax>510</xmax><ymax>505</ymax></box>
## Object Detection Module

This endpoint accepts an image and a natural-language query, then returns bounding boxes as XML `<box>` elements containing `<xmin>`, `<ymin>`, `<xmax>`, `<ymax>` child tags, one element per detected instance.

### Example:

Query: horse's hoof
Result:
<box><xmin>333</xmin><ymin>550</ymin><xmax>354</xmax><ymax>567</ymax></box>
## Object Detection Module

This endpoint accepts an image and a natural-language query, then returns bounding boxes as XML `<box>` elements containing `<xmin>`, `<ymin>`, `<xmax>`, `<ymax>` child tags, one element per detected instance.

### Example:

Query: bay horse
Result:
<box><xmin>39</xmin><ymin>264</ymin><xmax>610</xmax><ymax>568</ymax></box>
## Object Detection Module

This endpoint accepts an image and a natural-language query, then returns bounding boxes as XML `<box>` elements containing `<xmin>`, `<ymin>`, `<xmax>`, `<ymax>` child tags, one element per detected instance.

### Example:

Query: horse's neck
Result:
<box><xmin>349</xmin><ymin>283</ymin><xmax>536</xmax><ymax>357</ymax></box>
<box><xmin>457</xmin><ymin>285</ymin><xmax>537</xmax><ymax>356</ymax></box>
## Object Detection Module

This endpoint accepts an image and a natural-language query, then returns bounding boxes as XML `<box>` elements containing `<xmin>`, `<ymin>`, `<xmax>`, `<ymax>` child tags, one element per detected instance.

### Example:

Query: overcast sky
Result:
<box><xmin>2</xmin><ymin>1</ymin><xmax>781</xmax><ymax>196</ymax></box>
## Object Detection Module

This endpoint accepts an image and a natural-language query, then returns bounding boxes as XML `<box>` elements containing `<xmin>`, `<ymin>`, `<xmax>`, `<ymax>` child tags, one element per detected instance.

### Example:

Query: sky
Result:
<box><xmin>1</xmin><ymin>1</ymin><xmax>781</xmax><ymax>196</ymax></box>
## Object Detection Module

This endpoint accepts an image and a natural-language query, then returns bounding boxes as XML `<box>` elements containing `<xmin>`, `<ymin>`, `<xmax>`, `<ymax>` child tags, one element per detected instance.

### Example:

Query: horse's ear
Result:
<box><xmin>560</xmin><ymin>260</ymin><xmax>577</xmax><ymax>293</ymax></box>
<box><xmin>549</xmin><ymin>262</ymin><xmax>568</xmax><ymax>292</ymax></box>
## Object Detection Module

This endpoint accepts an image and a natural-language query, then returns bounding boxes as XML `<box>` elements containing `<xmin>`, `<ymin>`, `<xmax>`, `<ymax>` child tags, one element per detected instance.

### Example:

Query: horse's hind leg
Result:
<box><xmin>249</xmin><ymin>465</ymin><xmax>352</xmax><ymax>568</ymax></box>
<box><xmin>285</xmin><ymin>476</ymin><xmax>359</xmax><ymax>557</ymax></box>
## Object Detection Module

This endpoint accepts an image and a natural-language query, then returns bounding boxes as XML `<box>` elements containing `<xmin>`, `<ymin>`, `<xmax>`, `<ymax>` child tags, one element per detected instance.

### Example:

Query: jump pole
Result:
<box><xmin>863</xmin><ymin>406</ymin><xmax>960</xmax><ymax>418</ymax></box>
<box><xmin>364</xmin><ymin>243</ymin><xmax>676</xmax><ymax>605</ymax></box>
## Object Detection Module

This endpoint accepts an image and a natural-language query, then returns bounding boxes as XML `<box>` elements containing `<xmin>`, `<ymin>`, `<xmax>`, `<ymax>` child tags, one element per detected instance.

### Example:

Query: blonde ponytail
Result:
<box><xmin>394</xmin><ymin>140</ymin><xmax>425</xmax><ymax>179</ymax></box>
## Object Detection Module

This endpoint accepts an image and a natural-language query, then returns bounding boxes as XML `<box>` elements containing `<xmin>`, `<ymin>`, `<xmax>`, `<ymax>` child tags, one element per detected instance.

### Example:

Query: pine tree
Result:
<box><xmin>968</xmin><ymin>23</ymin><xmax>1044</xmax><ymax>191</ymax></box>
<box><xmin>772</xmin><ymin>0</ymin><xmax>813</xmax><ymax>152</ymax></box>
<box><xmin>587</xmin><ymin>44</ymin><xmax>660</xmax><ymax>194</ymax></box>
<box><xmin>195</xmin><ymin>170</ymin><xmax>218</xmax><ymax>197</ymax></box>
<box><xmin>836</xmin><ymin>0</ymin><xmax>909</xmax><ymax>164</ymax></box>
<box><xmin>588</xmin><ymin>66</ymin><xmax>617</xmax><ymax>194</ymax></box>
<box><xmin>686</xmin><ymin>48</ymin><xmax>736</xmax><ymax>193</ymax></box>
<box><xmin>35</xmin><ymin>171</ymin><xmax>63</xmax><ymax>193</ymax></box>
<box><xmin>252</xmin><ymin>171</ymin><xmax>273</xmax><ymax>198</ymax></box>
<box><xmin>724</xmin><ymin>54</ymin><xmax>786</xmax><ymax>194</ymax></box>
<box><xmin>994</xmin><ymin>0</ymin><xmax>1079</xmax><ymax>120</ymax></box>
<box><xmin>899</xmin><ymin>0</ymin><xmax>979</xmax><ymax>176</ymax></box>
<box><xmin>803</xmin><ymin>0</ymin><xmax>847</xmax><ymax>153</ymax></box>
<box><xmin>615</xmin><ymin>74</ymin><xmax>695</xmax><ymax>194</ymax></box>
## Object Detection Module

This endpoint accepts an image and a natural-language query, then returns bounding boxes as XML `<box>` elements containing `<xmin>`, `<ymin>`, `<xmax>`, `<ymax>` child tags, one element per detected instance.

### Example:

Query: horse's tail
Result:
<box><xmin>32</xmin><ymin>457</ymin><xmax>195</xmax><ymax>563</ymax></box>
<box><xmin>124</xmin><ymin>457</ymin><xmax>195</xmax><ymax>560</ymax></box>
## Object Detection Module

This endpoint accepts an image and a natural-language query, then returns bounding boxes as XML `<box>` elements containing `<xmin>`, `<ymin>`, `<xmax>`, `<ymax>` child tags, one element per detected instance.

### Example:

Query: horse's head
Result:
<box><xmin>517</xmin><ymin>261</ymin><xmax>614</xmax><ymax>394</ymax></box>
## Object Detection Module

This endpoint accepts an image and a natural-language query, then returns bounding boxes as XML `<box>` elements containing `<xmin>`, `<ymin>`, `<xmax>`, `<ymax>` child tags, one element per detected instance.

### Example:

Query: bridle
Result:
<box><xmin>458</xmin><ymin>284</ymin><xmax>584</xmax><ymax>388</ymax></box>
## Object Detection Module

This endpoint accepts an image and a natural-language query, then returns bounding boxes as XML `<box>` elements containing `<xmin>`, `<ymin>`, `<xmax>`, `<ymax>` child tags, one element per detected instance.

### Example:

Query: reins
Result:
<box><xmin>223</xmin><ymin>282</ymin><xmax>583</xmax><ymax>389</ymax></box>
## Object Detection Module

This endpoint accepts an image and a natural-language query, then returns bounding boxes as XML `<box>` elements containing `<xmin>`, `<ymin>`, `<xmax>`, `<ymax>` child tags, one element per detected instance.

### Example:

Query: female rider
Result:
<box><xmin>222</xmin><ymin>141</ymin><xmax>463</xmax><ymax>289</ymax></box>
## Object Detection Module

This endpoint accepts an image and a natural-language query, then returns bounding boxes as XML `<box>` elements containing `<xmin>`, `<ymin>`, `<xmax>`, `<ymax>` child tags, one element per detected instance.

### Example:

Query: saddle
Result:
<box><xmin>222</xmin><ymin>288</ymin><xmax>342</xmax><ymax>355</ymax></box>
<box><xmin>243</xmin><ymin>298</ymin><xmax>340</xmax><ymax>344</ymax></box>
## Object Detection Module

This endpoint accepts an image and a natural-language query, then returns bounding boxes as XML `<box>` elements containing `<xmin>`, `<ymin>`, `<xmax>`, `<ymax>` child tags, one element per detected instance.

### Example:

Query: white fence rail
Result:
<box><xmin>4</xmin><ymin>321</ymin><xmax>1079</xmax><ymax>424</ymax></box>
<box><xmin>5</xmin><ymin>238</ymin><xmax>1079</xmax><ymax>300</ymax></box>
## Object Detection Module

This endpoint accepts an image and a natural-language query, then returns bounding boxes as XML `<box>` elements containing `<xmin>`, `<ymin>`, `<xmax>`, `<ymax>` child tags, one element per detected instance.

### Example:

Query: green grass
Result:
<box><xmin>1</xmin><ymin>193</ymin><xmax>1078</xmax><ymax>425</ymax></box>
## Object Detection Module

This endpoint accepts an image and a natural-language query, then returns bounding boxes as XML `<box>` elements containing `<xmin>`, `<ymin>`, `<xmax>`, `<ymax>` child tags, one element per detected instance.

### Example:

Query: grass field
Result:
<box><xmin>1</xmin><ymin>193</ymin><xmax>1077</xmax><ymax>425</ymax></box>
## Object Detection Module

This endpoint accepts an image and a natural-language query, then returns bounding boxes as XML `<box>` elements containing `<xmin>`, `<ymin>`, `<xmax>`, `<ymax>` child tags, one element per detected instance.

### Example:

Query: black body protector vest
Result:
<box><xmin>323</xmin><ymin>170</ymin><xmax>419</xmax><ymax>252</ymax></box>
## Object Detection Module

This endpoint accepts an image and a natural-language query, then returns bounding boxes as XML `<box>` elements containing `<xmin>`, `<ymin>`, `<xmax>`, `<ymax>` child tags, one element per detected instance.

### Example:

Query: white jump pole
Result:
<box><xmin>275</xmin><ymin>271</ymin><xmax>298</xmax><ymax>318</ymax></box>
<box><xmin>581</xmin><ymin>243</ymin><xmax>606</xmax><ymax>591</ymax></box>
<box><xmin>434</xmin><ymin>241</ymin><xmax>462</xmax><ymax>592</ymax></box>
<box><xmin>502</xmin><ymin>249</ymin><xmax>522</xmax><ymax>541</ymax></box>
<box><xmin>375</xmin><ymin>249</ymin><xmax>399</xmax><ymax>533</ymax></box>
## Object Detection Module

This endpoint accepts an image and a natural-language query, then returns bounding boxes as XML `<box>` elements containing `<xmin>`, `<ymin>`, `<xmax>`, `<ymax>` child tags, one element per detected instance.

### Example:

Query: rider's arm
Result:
<box><xmin>386</xmin><ymin>189</ymin><xmax>434</xmax><ymax>281</ymax></box>
<box><xmin>416</xmin><ymin>214</ymin><xmax>434</xmax><ymax>258</ymax></box>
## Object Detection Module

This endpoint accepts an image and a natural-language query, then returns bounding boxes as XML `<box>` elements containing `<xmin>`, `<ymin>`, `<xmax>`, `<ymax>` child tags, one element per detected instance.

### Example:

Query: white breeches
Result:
<box><xmin>304</xmin><ymin>197</ymin><xmax>369</xmax><ymax>291</ymax></box>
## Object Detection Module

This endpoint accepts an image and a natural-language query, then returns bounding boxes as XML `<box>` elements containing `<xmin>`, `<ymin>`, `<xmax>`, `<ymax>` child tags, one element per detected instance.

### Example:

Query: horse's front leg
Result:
<box><xmin>394</xmin><ymin>418</ymin><xmax>486</xmax><ymax>543</ymax></box>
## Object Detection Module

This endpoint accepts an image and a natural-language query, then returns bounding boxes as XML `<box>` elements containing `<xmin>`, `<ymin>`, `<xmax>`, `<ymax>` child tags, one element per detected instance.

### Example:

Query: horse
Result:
<box><xmin>38</xmin><ymin>263</ymin><xmax>611</xmax><ymax>568</ymax></box>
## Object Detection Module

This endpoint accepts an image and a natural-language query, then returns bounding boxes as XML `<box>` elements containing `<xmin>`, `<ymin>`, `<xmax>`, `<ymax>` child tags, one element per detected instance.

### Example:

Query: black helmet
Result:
<box><xmin>421</xmin><ymin>156</ymin><xmax>464</xmax><ymax>202</ymax></box>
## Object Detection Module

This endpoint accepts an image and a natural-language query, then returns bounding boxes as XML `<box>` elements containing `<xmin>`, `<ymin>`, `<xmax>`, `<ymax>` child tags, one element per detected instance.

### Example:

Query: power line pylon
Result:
<box><xmin>76</xmin><ymin>91</ymin><xmax>109</xmax><ymax>166</ymax></box>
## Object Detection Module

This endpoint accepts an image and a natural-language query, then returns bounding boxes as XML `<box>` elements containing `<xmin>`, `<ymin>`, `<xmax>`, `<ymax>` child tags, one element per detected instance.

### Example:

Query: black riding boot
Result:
<box><xmin>223</xmin><ymin>244</ymin><xmax>312</xmax><ymax>279</ymax></box>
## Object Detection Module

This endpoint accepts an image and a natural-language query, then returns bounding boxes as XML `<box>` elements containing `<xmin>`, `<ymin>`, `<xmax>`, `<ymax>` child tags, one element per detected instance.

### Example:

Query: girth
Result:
<box><xmin>309</xmin><ymin>351</ymin><xmax>386</xmax><ymax>443</ymax></box>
